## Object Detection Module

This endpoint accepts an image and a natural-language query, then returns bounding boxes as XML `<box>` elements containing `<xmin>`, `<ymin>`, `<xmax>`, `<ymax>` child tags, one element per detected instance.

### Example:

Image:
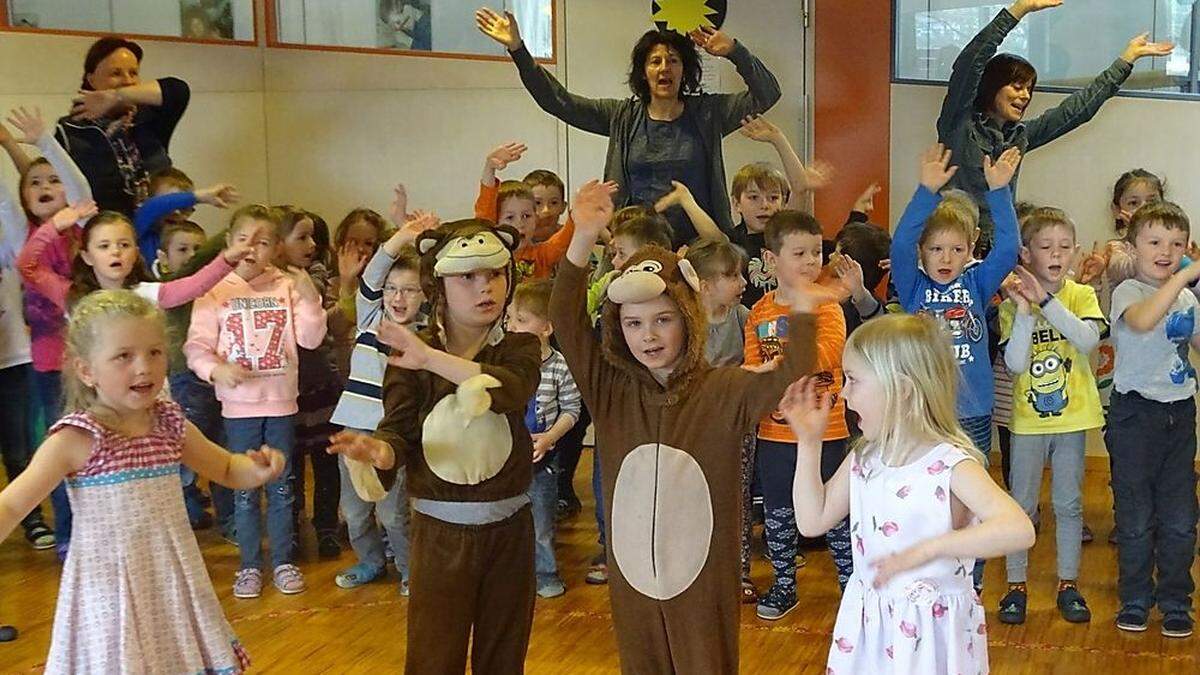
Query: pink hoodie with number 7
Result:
<box><xmin>184</xmin><ymin>266</ymin><xmax>327</xmax><ymax>419</ymax></box>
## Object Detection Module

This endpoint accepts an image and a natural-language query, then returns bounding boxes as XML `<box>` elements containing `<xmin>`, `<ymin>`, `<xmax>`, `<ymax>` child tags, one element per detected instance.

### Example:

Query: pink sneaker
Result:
<box><xmin>273</xmin><ymin>564</ymin><xmax>306</xmax><ymax>595</ymax></box>
<box><xmin>233</xmin><ymin>568</ymin><xmax>262</xmax><ymax>599</ymax></box>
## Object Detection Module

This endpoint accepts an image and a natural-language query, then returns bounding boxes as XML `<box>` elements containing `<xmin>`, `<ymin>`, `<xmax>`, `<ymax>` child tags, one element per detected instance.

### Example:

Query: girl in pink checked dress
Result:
<box><xmin>0</xmin><ymin>290</ymin><xmax>287</xmax><ymax>674</ymax></box>
<box><xmin>779</xmin><ymin>314</ymin><xmax>1035</xmax><ymax>674</ymax></box>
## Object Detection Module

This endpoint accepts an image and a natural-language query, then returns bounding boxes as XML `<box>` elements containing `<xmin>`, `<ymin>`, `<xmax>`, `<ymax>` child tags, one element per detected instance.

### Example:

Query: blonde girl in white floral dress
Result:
<box><xmin>778</xmin><ymin>314</ymin><xmax>1035</xmax><ymax>674</ymax></box>
<box><xmin>0</xmin><ymin>290</ymin><xmax>287</xmax><ymax>674</ymax></box>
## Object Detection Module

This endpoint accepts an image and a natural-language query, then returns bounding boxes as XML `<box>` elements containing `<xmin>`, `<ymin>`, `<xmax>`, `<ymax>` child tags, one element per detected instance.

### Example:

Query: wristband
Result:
<box><xmin>1038</xmin><ymin>294</ymin><xmax>1053</xmax><ymax>308</ymax></box>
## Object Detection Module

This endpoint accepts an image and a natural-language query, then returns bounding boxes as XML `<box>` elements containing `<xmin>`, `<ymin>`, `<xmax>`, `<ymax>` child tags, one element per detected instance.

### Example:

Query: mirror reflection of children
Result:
<box><xmin>378</xmin><ymin>0</ymin><xmax>431</xmax><ymax>51</ymax></box>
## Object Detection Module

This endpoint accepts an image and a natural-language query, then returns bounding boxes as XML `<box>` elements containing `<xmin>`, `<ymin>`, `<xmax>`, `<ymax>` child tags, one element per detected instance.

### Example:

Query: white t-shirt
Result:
<box><xmin>0</xmin><ymin>268</ymin><xmax>32</xmax><ymax>370</ymax></box>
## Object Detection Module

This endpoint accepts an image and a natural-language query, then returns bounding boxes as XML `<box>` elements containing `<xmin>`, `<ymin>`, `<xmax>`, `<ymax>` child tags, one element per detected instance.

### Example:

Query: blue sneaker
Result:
<box><xmin>335</xmin><ymin>562</ymin><xmax>384</xmax><ymax>589</ymax></box>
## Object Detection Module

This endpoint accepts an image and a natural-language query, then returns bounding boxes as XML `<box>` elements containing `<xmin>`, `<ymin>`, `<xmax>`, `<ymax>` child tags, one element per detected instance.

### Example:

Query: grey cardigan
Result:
<box><xmin>937</xmin><ymin>8</ymin><xmax>1132</xmax><ymax>243</ymax></box>
<box><xmin>509</xmin><ymin>41</ymin><xmax>781</xmax><ymax>233</ymax></box>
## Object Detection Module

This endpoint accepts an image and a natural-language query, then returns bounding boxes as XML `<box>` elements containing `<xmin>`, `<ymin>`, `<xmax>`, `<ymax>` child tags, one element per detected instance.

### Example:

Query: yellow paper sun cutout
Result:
<box><xmin>652</xmin><ymin>0</ymin><xmax>719</xmax><ymax>34</ymax></box>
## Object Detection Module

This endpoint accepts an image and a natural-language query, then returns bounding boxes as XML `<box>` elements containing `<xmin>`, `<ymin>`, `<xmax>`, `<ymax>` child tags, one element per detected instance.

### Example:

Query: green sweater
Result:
<box><xmin>165</xmin><ymin>229</ymin><xmax>227</xmax><ymax>376</ymax></box>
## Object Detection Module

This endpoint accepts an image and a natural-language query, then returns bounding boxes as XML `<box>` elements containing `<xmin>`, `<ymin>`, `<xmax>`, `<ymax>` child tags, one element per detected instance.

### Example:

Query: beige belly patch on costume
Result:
<box><xmin>610</xmin><ymin>443</ymin><xmax>714</xmax><ymax>601</ymax></box>
<box><xmin>421</xmin><ymin>374</ymin><xmax>513</xmax><ymax>485</ymax></box>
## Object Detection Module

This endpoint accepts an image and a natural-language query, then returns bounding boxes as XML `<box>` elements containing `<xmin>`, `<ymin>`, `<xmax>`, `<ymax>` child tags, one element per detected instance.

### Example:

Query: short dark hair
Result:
<box><xmin>335</xmin><ymin>208</ymin><xmax>387</xmax><ymax>250</ymax></box>
<box><xmin>627</xmin><ymin>29</ymin><xmax>702</xmax><ymax>103</ymax></box>
<box><xmin>523</xmin><ymin>169</ymin><xmax>565</xmax><ymax>197</ymax></box>
<box><xmin>835</xmin><ymin>222</ymin><xmax>891</xmax><ymax>290</ymax></box>
<box><xmin>81</xmin><ymin>36</ymin><xmax>144</xmax><ymax>90</ymax></box>
<box><xmin>612</xmin><ymin>214</ymin><xmax>673</xmax><ymax>250</ymax></box>
<box><xmin>390</xmin><ymin>244</ymin><xmax>421</xmax><ymax>275</ymax></box>
<box><xmin>1112</xmin><ymin>169</ymin><xmax>1166</xmax><ymax>206</ymax></box>
<box><xmin>1127</xmin><ymin>201</ymin><xmax>1190</xmax><ymax>242</ymax></box>
<box><xmin>497</xmin><ymin>180</ymin><xmax>535</xmax><ymax>211</ymax></box>
<box><xmin>764</xmin><ymin>210</ymin><xmax>822</xmax><ymax>254</ymax></box>
<box><xmin>149</xmin><ymin>167</ymin><xmax>194</xmax><ymax>194</ymax></box>
<box><xmin>973</xmin><ymin>53</ymin><xmax>1038</xmax><ymax>114</ymax></box>
<box><xmin>159</xmin><ymin>220</ymin><xmax>205</xmax><ymax>252</ymax></box>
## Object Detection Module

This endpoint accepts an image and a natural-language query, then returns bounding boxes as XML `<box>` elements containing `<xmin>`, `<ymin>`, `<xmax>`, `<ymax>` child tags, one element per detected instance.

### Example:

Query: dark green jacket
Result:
<box><xmin>165</xmin><ymin>230</ymin><xmax>226</xmax><ymax>376</ymax></box>
<box><xmin>937</xmin><ymin>8</ymin><xmax>1132</xmax><ymax>243</ymax></box>
<box><xmin>509</xmin><ymin>40</ymin><xmax>781</xmax><ymax>234</ymax></box>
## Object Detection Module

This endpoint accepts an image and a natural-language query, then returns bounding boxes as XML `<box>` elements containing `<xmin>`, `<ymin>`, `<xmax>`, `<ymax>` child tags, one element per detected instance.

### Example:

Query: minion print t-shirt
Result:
<box><xmin>1000</xmin><ymin>279</ymin><xmax>1107</xmax><ymax>434</ymax></box>
<box><xmin>1110</xmin><ymin>278</ymin><xmax>1200</xmax><ymax>403</ymax></box>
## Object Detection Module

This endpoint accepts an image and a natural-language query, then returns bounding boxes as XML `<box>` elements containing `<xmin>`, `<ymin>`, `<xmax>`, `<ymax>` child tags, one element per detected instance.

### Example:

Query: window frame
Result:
<box><xmin>263</xmin><ymin>0</ymin><xmax>558</xmax><ymax>65</ymax></box>
<box><xmin>0</xmin><ymin>0</ymin><xmax>260</xmax><ymax>47</ymax></box>
<box><xmin>889</xmin><ymin>0</ymin><xmax>1200</xmax><ymax>103</ymax></box>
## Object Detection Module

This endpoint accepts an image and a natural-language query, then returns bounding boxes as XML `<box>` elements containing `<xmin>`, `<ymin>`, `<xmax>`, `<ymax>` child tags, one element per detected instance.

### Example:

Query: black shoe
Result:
<box><xmin>190</xmin><ymin>512</ymin><xmax>214</xmax><ymax>531</ymax></box>
<box><xmin>1056</xmin><ymin>586</ymin><xmax>1091</xmax><ymax>623</ymax></box>
<box><xmin>755</xmin><ymin>585</ymin><xmax>798</xmax><ymax>621</ymax></box>
<box><xmin>1116</xmin><ymin>606</ymin><xmax>1148</xmax><ymax>632</ymax></box>
<box><xmin>317</xmin><ymin>533</ymin><xmax>342</xmax><ymax>560</ymax></box>
<box><xmin>1081</xmin><ymin>523</ymin><xmax>1094</xmax><ymax>543</ymax></box>
<box><xmin>0</xmin><ymin>625</ymin><xmax>16</xmax><ymax>642</ymax></box>
<box><xmin>998</xmin><ymin>588</ymin><xmax>1027</xmax><ymax>625</ymax></box>
<box><xmin>1162</xmin><ymin>613</ymin><xmax>1194</xmax><ymax>638</ymax></box>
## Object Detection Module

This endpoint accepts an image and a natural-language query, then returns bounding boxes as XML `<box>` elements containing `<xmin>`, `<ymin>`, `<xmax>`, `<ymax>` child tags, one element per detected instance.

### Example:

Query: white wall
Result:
<box><xmin>0</xmin><ymin>0</ymin><xmax>806</xmax><ymax>234</ymax></box>
<box><xmin>890</xmin><ymin>82</ymin><xmax>1200</xmax><ymax>456</ymax></box>
<box><xmin>889</xmin><ymin>83</ymin><xmax>1200</xmax><ymax>248</ymax></box>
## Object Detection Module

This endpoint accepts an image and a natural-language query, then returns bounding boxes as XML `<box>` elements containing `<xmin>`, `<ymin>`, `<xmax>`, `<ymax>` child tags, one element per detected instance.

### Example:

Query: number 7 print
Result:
<box><xmin>224</xmin><ymin>308</ymin><xmax>289</xmax><ymax>372</ymax></box>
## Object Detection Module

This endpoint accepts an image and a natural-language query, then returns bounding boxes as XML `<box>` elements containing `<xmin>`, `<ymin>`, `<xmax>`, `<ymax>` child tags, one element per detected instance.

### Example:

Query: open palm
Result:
<box><xmin>475</xmin><ymin>8</ymin><xmax>522</xmax><ymax>50</ymax></box>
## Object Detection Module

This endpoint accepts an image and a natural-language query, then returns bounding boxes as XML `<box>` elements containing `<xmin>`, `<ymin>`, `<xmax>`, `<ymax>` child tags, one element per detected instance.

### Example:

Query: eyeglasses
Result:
<box><xmin>383</xmin><ymin>285</ymin><xmax>423</xmax><ymax>297</ymax></box>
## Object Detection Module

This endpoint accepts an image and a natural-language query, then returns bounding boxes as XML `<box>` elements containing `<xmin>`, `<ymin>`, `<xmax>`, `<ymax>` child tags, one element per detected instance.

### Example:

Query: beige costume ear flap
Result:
<box><xmin>493</xmin><ymin>224</ymin><xmax>520</xmax><ymax>251</ymax></box>
<box><xmin>677</xmin><ymin>259</ymin><xmax>702</xmax><ymax>294</ymax></box>
<box><xmin>417</xmin><ymin>230</ymin><xmax>443</xmax><ymax>256</ymax></box>
<box><xmin>607</xmin><ymin>272</ymin><xmax>668</xmax><ymax>305</ymax></box>
<box><xmin>346</xmin><ymin>459</ymin><xmax>388</xmax><ymax>502</ymax></box>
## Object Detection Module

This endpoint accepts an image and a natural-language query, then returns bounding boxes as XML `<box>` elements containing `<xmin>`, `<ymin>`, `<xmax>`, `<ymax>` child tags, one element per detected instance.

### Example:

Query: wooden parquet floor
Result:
<box><xmin>1</xmin><ymin>454</ymin><xmax>1197</xmax><ymax>674</ymax></box>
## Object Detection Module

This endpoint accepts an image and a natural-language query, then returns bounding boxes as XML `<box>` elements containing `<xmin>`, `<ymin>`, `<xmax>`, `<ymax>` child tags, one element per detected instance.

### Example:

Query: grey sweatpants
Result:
<box><xmin>1005</xmin><ymin>430</ymin><xmax>1086</xmax><ymax>582</ymax></box>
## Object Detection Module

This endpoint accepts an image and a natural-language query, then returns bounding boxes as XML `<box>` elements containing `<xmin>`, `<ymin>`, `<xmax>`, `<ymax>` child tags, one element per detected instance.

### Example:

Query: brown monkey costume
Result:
<box><xmin>353</xmin><ymin>219</ymin><xmax>542</xmax><ymax>674</ymax></box>
<box><xmin>549</xmin><ymin>247</ymin><xmax>817</xmax><ymax>674</ymax></box>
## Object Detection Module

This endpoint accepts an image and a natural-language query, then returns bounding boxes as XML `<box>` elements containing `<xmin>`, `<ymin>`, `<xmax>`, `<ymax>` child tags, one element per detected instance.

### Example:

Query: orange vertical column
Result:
<box><xmin>811</xmin><ymin>0</ymin><xmax>893</xmax><ymax>232</ymax></box>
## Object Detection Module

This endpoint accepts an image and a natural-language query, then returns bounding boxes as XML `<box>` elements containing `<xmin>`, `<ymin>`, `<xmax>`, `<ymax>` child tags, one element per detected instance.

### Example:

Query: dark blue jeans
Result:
<box><xmin>224</xmin><ymin>415</ymin><xmax>296</xmax><ymax>570</ymax></box>
<box><xmin>1106</xmin><ymin>391</ymin><xmax>1197</xmax><ymax>616</ymax></box>
<box><xmin>31</xmin><ymin>369</ymin><xmax>70</xmax><ymax>543</ymax></box>
<box><xmin>170</xmin><ymin>371</ymin><xmax>234</xmax><ymax>532</ymax></box>
<box><xmin>0</xmin><ymin>364</ymin><xmax>45</xmax><ymax>529</ymax></box>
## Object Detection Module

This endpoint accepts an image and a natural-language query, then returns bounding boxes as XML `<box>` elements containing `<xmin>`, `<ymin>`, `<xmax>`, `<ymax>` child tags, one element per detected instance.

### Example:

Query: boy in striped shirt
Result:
<box><xmin>506</xmin><ymin>279</ymin><xmax>582</xmax><ymax>599</ymax></box>
<box><xmin>329</xmin><ymin>221</ymin><xmax>429</xmax><ymax>594</ymax></box>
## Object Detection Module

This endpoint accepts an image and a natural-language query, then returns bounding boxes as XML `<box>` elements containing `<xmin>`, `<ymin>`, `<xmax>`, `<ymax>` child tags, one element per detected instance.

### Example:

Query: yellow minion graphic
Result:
<box><xmin>1027</xmin><ymin>349</ymin><xmax>1071</xmax><ymax>418</ymax></box>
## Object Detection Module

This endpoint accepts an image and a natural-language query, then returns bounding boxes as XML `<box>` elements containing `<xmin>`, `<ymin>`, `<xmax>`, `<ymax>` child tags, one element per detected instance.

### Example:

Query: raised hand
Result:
<box><xmin>51</xmin><ymin>200</ymin><xmax>98</xmax><ymax>232</ymax></box>
<box><xmin>738</xmin><ymin>115</ymin><xmax>784</xmax><ymax>144</ymax></box>
<box><xmin>832</xmin><ymin>253</ymin><xmax>867</xmax><ymax>298</ymax></box>
<box><xmin>71</xmin><ymin>88</ymin><xmax>124</xmax><ymax>121</ymax></box>
<box><xmin>475</xmin><ymin>8</ymin><xmax>522</xmax><ymax>51</ymax></box>
<box><xmin>397</xmin><ymin>210</ymin><xmax>439</xmax><ymax>247</ymax></box>
<box><xmin>1001</xmin><ymin>272</ymin><xmax>1030</xmax><ymax>314</ymax></box>
<box><xmin>1013</xmin><ymin>264</ymin><xmax>1047</xmax><ymax>305</ymax></box>
<box><xmin>327</xmin><ymin>429</ymin><xmax>394</xmax><ymax>469</ymax></box>
<box><xmin>244</xmin><ymin>445</ymin><xmax>287</xmax><ymax>484</ymax></box>
<box><xmin>376</xmin><ymin>319</ymin><xmax>432</xmax><ymax>370</ymax></box>
<box><xmin>571</xmin><ymin>179</ymin><xmax>618</xmax><ymax>240</ymax></box>
<box><xmin>1120</xmin><ymin>32</ymin><xmax>1174</xmax><ymax>64</ymax></box>
<box><xmin>983</xmin><ymin>146</ymin><xmax>1022</xmax><ymax>190</ymax></box>
<box><xmin>338</xmin><ymin>242</ymin><xmax>371</xmax><ymax>281</ymax></box>
<box><xmin>853</xmin><ymin>183</ymin><xmax>883</xmax><ymax>215</ymax></box>
<box><xmin>654</xmin><ymin>180</ymin><xmax>694</xmax><ymax>211</ymax></box>
<box><xmin>776</xmin><ymin>377</ymin><xmax>834</xmax><ymax>446</ymax></box>
<box><xmin>388</xmin><ymin>183</ymin><xmax>409</xmax><ymax>227</ymax></box>
<box><xmin>211</xmin><ymin>362</ymin><xmax>250</xmax><ymax>388</ymax></box>
<box><xmin>919</xmin><ymin>144</ymin><xmax>959</xmax><ymax>193</ymax></box>
<box><xmin>486</xmin><ymin>141</ymin><xmax>528</xmax><ymax>171</ymax></box>
<box><xmin>5</xmin><ymin>106</ymin><xmax>46</xmax><ymax>143</ymax></box>
<box><xmin>689</xmin><ymin>26</ymin><xmax>735</xmax><ymax>57</ymax></box>
<box><xmin>222</xmin><ymin>238</ymin><xmax>255</xmax><ymax>266</ymax></box>
<box><xmin>1009</xmin><ymin>0</ymin><xmax>1063</xmax><ymax>20</ymax></box>
<box><xmin>1075</xmin><ymin>242</ymin><xmax>1107</xmax><ymax>286</ymax></box>
<box><xmin>196</xmin><ymin>183</ymin><xmax>240</xmax><ymax>209</ymax></box>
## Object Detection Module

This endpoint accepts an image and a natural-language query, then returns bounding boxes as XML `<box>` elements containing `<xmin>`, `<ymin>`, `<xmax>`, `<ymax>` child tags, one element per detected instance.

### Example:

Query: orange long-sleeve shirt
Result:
<box><xmin>744</xmin><ymin>291</ymin><xmax>848</xmax><ymax>442</ymax></box>
<box><xmin>475</xmin><ymin>182</ymin><xmax>575</xmax><ymax>279</ymax></box>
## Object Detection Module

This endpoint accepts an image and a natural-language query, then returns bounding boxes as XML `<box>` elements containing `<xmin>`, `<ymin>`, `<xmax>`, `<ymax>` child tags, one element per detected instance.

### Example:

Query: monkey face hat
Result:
<box><xmin>600</xmin><ymin>245</ymin><xmax>709</xmax><ymax>395</ymax></box>
<box><xmin>416</xmin><ymin>219</ymin><xmax>520</xmax><ymax>339</ymax></box>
